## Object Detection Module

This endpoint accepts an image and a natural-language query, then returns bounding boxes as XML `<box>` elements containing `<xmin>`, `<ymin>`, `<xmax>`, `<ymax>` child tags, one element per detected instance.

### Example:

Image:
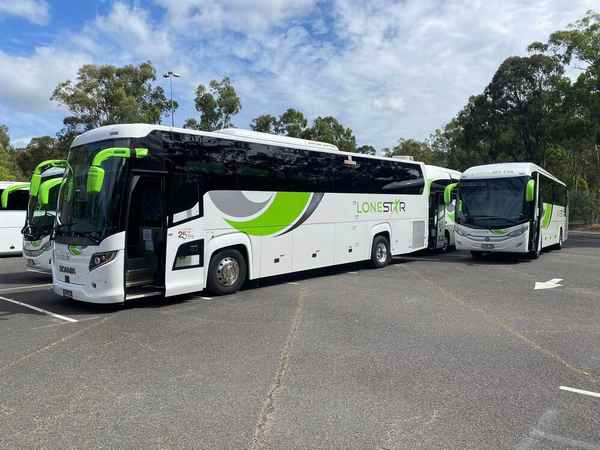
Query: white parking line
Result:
<box><xmin>287</xmin><ymin>282</ymin><xmax>299</xmax><ymax>285</ymax></box>
<box><xmin>347</xmin><ymin>271</ymin><xmax>359</xmax><ymax>274</ymax></box>
<box><xmin>560</xmin><ymin>386</ymin><xmax>600</xmax><ymax>399</ymax></box>
<box><xmin>0</xmin><ymin>295</ymin><xmax>78</xmax><ymax>323</ymax></box>
<box><xmin>0</xmin><ymin>283</ymin><xmax>53</xmax><ymax>293</ymax></box>
<box><xmin>200</xmin><ymin>296</ymin><xmax>213</xmax><ymax>300</ymax></box>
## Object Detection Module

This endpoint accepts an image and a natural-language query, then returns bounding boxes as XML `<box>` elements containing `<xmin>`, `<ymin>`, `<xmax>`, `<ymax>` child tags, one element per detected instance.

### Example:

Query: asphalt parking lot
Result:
<box><xmin>1</xmin><ymin>232</ymin><xmax>599</xmax><ymax>449</ymax></box>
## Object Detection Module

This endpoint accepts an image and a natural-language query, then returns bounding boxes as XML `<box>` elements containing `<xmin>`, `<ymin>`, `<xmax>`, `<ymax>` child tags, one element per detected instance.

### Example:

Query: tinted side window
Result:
<box><xmin>170</xmin><ymin>174</ymin><xmax>202</xmax><ymax>224</ymax></box>
<box><xmin>2</xmin><ymin>189</ymin><xmax>29</xmax><ymax>210</ymax></box>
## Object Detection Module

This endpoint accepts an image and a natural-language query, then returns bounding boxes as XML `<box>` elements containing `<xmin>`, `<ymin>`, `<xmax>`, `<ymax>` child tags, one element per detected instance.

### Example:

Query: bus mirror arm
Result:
<box><xmin>1</xmin><ymin>182</ymin><xmax>30</xmax><ymax>209</ymax></box>
<box><xmin>525</xmin><ymin>179</ymin><xmax>535</xmax><ymax>202</ymax></box>
<box><xmin>444</xmin><ymin>183</ymin><xmax>458</xmax><ymax>206</ymax></box>
<box><xmin>86</xmin><ymin>147</ymin><xmax>149</xmax><ymax>194</ymax></box>
<box><xmin>30</xmin><ymin>159</ymin><xmax>68</xmax><ymax>197</ymax></box>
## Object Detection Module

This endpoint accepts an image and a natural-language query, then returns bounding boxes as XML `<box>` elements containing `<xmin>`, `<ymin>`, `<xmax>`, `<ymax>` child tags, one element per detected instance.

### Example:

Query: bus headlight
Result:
<box><xmin>89</xmin><ymin>251</ymin><xmax>118</xmax><ymax>271</ymax></box>
<box><xmin>507</xmin><ymin>227</ymin><xmax>527</xmax><ymax>238</ymax></box>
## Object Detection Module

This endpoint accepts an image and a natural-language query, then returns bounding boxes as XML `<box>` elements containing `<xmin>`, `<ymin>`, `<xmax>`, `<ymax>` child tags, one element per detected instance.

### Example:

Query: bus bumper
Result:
<box><xmin>53</xmin><ymin>278</ymin><xmax>125</xmax><ymax>304</ymax></box>
<box><xmin>455</xmin><ymin>226</ymin><xmax>530</xmax><ymax>253</ymax></box>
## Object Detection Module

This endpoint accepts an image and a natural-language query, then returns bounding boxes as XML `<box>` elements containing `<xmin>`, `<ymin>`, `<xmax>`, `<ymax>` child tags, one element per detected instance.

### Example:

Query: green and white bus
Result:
<box><xmin>53</xmin><ymin>124</ymin><xmax>430</xmax><ymax>303</ymax></box>
<box><xmin>22</xmin><ymin>161</ymin><xmax>67</xmax><ymax>274</ymax></box>
<box><xmin>424</xmin><ymin>165</ymin><xmax>461</xmax><ymax>252</ymax></box>
<box><xmin>445</xmin><ymin>163</ymin><xmax>568</xmax><ymax>258</ymax></box>
<box><xmin>0</xmin><ymin>181</ymin><xmax>30</xmax><ymax>255</ymax></box>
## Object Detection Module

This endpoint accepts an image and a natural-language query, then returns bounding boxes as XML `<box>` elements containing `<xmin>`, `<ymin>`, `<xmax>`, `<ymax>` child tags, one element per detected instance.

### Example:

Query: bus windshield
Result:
<box><xmin>56</xmin><ymin>139</ymin><xmax>130</xmax><ymax>244</ymax></box>
<box><xmin>459</xmin><ymin>176</ymin><xmax>530</xmax><ymax>229</ymax></box>
<box><xmin>25</xmin><ymin>184</ymin><xmax>59</xmax><ymax>239</ymax></box>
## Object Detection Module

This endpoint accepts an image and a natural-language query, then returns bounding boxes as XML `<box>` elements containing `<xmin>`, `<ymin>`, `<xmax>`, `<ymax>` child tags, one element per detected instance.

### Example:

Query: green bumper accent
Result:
<box><xmin>489</xmin><ymin>229</ymin><xmax>506</xmax><ymax>235</ymax></box>
<box><xmin>1</xmin><ymin>183</ymin><xmax>30</xmax><ymax>208</ymax></box>
<box><xmin>226</xmin><ymin>192</ymin><xmax>311</xmax><ymax>236</ymax></box>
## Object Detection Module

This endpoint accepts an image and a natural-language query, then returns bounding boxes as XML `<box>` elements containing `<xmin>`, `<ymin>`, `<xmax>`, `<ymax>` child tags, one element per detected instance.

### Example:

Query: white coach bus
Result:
<box><xmin>52</xmin><ymin>124</ymin><xmax>430</xmax><ymax>303</ymax></box>
<box><xmin>424</xmin><ymin>165</ymin><xmax>461</xmax><ymax>252</ymax></box>
<box><xmin>445</xmin><ymin>163</ymin><xmax>568</xmax><ymax>258</ymax></box>
<box><xmin>0</xmin><ymin>181</ymin><xmax>30</xmax><ymax>255</ymax></box>
<box><xmin>22</xmin><ymin>162</ymin><xmax>67</xmax><ymax>273</ymax></box>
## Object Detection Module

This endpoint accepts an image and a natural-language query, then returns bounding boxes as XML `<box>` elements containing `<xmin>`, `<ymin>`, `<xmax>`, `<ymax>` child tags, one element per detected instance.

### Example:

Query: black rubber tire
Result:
<box><xmin>528</xmin><ymin>244</ymin><xmax>541</xmax><ymax>259</ymax></box>
<box><xmin>556</xmin><ymin>229</ymin><xmax>563</xmax><ymax>250</ymax></box>
<box><xmin>471</xmin><ymin>251</ymin><xmax>483</xmax><ymax>259</ymax></box>
<box><xmin>370</xmin><ymin>235</ymin><xmax>391</xmax><ymax>268</ymax></box>
<box><xmin>440</xmin><ymin>232</ymin><xmax>450</xmax><ymax>253</ymax></box>
<box><xmin>206</xmin><ymin>248</ymin><xmax>247</xmax><ymax>295</ymax></box>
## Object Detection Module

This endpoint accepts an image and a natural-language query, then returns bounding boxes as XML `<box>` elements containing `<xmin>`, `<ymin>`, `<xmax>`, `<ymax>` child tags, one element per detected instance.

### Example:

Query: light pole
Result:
<box><xmin>163</xmin><ymin>71</ymin><xmax>180</xmax><ymax>127</ymax></box>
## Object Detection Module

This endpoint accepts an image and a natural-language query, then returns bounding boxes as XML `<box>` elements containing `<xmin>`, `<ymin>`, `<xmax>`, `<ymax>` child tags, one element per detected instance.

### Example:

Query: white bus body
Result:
<box><xmin>22</xmin><ymin>167</ymin><xmax>65</xmax><ymax>274</ymax></box>
<box><xmin>452</xmin><ymin>163</ymin><xmax>568</xmax><ymax>257</ymax></box>
<box><xmin>0</xmin><ymin>181</ymin><xmax>29</xmax><ymax>255</ymax></box>
<box><xmin>424</xmin><ymin>165</ymin><xmax>461</xmax><ymax>251</ymax></box>
<box><xmin>52</xmin><ymin>124</ymin><xmax>430</xmax><ymax>304</ymax></box>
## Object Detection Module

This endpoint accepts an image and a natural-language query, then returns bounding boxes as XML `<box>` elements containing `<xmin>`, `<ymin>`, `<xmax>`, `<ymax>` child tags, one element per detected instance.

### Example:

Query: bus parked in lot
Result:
<box><xmin>445</xmin><ymin>163</ymin><xmax>568</xmax><ymax>258</ymax></box>
<box><xmin>22</xmin><ymin>162</ymin><xmax>66</xmax><ymax>274</ymax></box>
<box><xmin>0</xmin><ymin>181</ymin><xmax>30</xmax><ymax>255</ymax></box>
<box><xmin>424</xmin><ymin>165</ymin><xmax>461</xmax><ymax>252</ymax></box>
<box><xmin>52</xmin><ymin>124</ymin><xmax>430</xmax><ymax>304</ymax></box>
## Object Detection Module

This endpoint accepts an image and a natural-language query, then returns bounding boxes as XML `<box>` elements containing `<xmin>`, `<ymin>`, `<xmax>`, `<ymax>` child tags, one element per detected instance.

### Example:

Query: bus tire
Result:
<box><xmin>556</xmin><ymin>229</ymin><xmax>563</xmax><ymax>250</ymax></box>
<box><xmin>371</xmin><ymin>235</ymin><xmax>391</xmax><ymax>268</ymax></box>
<box><xmin>441</xmin><ymin>231</ymin><xmax>450</xmax><ymax>253</ymax></box>
<box><xmin>207</xmin><ymin>248</ymin><xmax>247</xmax><ymax>295</ymax></box>
<box><xmin>471</xmin><ymin>251</ymin><xmax>483</xmax><ymax>259</ymax></box>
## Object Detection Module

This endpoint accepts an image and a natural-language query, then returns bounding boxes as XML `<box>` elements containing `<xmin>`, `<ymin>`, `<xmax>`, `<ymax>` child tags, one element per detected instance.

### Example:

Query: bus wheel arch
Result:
<box><xmin>205</xmin><ymin>234</ymin><xmax>254</xmax><ymax>288</ymax></box>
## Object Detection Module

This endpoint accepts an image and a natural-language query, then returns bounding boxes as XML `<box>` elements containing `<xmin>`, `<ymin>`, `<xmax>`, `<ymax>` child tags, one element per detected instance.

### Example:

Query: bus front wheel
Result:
<box><xmin>370</xmin><ymin>235</ymin><xmax>391</xmax><ymax>268</ymax></box>
<box><xmin>207</xmin><ymin>248</ymin><xmax>247</xmax><ymax>295</ymax></box>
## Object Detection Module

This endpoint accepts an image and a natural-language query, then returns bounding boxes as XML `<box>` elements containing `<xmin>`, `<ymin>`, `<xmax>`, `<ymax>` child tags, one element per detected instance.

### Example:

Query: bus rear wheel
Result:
<box><xmin>207</xmin><ymin>248</ymin><xmax>247</xmax><ymax>295</ymax></box>
<box><xmin>370</xmin><ymin>235</ymin><xmax>391</xmax><ymax>268</ymax></box>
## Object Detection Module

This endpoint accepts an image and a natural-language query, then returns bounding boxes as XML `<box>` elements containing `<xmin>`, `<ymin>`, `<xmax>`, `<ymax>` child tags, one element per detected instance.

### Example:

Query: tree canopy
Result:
<box><xmin>51</xmin><ymin>62</ymin><xmax>174</xmax><ymax>133</ymax></box>
<box><xmin>184</xmin><ymin>77</ymin><xmax>241</xmax><ymax>131</ymax></box>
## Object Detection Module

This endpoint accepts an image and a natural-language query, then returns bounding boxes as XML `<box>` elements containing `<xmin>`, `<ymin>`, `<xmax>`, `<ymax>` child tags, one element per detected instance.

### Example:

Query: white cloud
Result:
<box><xmin>0</xmin><ymin>0</ymin><xmax>49</xmax><ymax>25</ymax></box>
<box><xmin>2</xmin><ymin>0</ymin><xmax>598</xmax><ymax>150</ymax></box>
<box><xmin>155</xmin><ymin>0</ymin><xmax>317</xmax><ymax>34</ymax></box>
<box><xmin>0</xmin><ymin>47</ymin><xmax>89</xmax><ymax>112</ymax></box>
<box><xmin>91</xmin><ymin>2</ymin><xmax>172</xmax><ymax>61</ymax></box>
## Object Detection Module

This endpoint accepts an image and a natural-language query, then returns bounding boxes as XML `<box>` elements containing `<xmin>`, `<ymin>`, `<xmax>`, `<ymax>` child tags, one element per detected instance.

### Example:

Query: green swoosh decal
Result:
<box><xmin>490</xmin><ymin>229</ymin><xmax>506</xmax><ymax>235</ymax></box>
<box><xmin>541</xmin><ymin>203</ymin><xmax>553</xmax><ymax>229</ymax></box>
<box><xmin>226</xmin><ymin>192</ymin><xmax>311</xmax><ymax>236</ymax></box>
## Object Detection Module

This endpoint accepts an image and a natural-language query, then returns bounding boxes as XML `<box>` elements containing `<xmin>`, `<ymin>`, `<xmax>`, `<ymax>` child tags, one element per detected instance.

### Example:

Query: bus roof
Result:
<box><xmin>462</xmin><ymin>163</ymin><xmax>566</xmax><ymax>187</ymax></box>
<box><xmin>0</xmin><ymin>181</ymin><xmax>29</xmax><ymax>190</ymax></box>
<box><xmin>424</xmin><ymin>165</ymin><xmax>461</xmax><ymax>181</ymax></box>
<box><xmin>71</xmin><ymin>124</ymin><xmax>424</xmax><ymax>167</ymax></box>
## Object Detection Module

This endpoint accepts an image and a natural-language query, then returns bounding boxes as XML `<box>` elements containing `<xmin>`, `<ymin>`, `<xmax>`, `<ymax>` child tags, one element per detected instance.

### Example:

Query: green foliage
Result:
<box><xmin>51</xmin><ymin>62</ymin><xmax>173</xmax><ymax>132</ymax></box>
<box><xmin>15</xmin><ymin>136</ymin><xmax>70</xmax><ymax>178</ymax></box>
<box><xmin>186</xmin><ymin>77</ymin><xmax>241</xmax><ymax>131</ymax></box>
<box><xmin>277</xmin><ymin>109</ymin><xmax>308</xmax><ymax>137</ymax></box>
<box><xmin>304</xmin><ymin>116</ymin><xmax>357</xmax><ymax>152</ymax></box>
<box><xmin>385</xmin><ymin>138</ymin><xmax>447</xmax><ymax>166</ymax></box>
<box><xmin>251</xmin><ymin>114</ymin><xmax>278</xmax><ymax>133</ymax></box>
<box><xmin>0</xmin><ymin>125</ymin><xmax>24</xmax><ymax>180</ymax></box>
<box><xmin>356</xmin><ymin>145</ymin><xmax>376</xmax><ymax>155</ymax></box>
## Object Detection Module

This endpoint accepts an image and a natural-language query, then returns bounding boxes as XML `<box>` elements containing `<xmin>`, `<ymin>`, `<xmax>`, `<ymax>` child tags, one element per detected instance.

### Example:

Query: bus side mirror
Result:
<box><xmin>38</xmin><ymin>178</ymin><xmax>63</xmax><ymax>207</ymax></box>
<box><xmin>526</xmin><ymin>179</ymin><xmax>535</xmax><ymax>202</ymax></box>
<box><xmin>30</xmin><ymin>159</ymin><xmax>68</xmax><ymax>197</ymax></box>
<box><xmin>87</xmin><ymin>166</ymin><xmax>105</xmax><ymax>194</ymax></box>
<box><xmin>444</xmin><ymin>183</ymin><xmax>458</xmax><ymax>206</ymax></box>
<box><xmin>1</xmin><ymin>183</ymin><xmax>30</xmax><ymax>208</ymax></box>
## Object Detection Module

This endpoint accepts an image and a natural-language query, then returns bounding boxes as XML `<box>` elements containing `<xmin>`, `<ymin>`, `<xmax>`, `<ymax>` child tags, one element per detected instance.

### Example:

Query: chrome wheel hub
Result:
<box><xmin>216</xmin><ymin>257</ymin><xmax>240</xmax><ymax>287</ymax></box>
<box><xmin>376</xmin><ymin>243</ymin><xmax>387</xmax><ymax>264</ymax></box>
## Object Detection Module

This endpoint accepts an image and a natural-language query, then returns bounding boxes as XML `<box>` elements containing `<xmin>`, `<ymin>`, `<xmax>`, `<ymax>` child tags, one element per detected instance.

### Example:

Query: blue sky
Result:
<box><xmin>0</xmin><ymin>0</ymin><xmax>596</xmax><ymax>150</ymax></box>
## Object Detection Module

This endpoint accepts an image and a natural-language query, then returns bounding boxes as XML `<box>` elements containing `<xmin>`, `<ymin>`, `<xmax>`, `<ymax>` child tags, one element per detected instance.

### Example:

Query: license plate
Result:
<box><xmin>482</xmin><ymin>243</ymin><xmax>495</xmax><ymax>249</ymax></box>
<box><xmin>63</xmin><ymin>289</ymin><xmax>73</xmax><ymax>298</ymax></box>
